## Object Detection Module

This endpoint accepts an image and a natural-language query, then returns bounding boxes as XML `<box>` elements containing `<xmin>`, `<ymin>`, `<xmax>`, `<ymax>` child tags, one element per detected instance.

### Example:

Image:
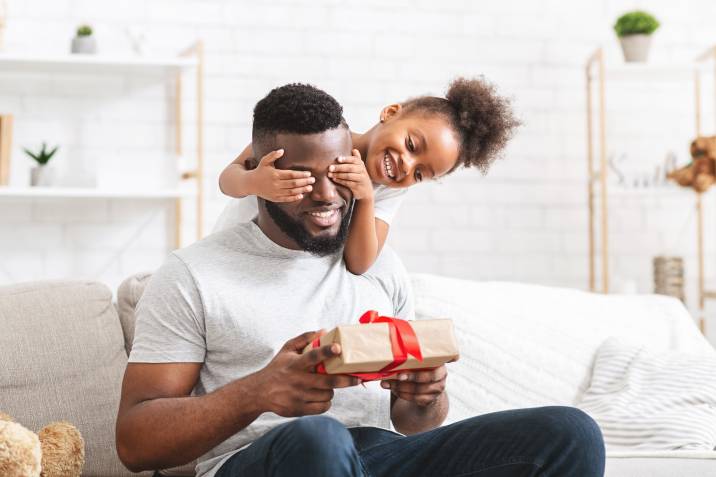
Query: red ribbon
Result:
<box><xmin>311</xmin><ymin>310</ymin><xmax>424</xmax><ymax>382</ymax></box>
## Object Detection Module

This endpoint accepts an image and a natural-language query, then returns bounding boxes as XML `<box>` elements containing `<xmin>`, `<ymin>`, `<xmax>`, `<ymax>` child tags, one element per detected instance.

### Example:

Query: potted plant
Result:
<box><xmin>614</xmin><ymin>10</ymin><xmax>660</xmax><ymax>62</ymax></box>
<box><xmin>24</xmin><ymin>142</ymin><xmax>58</xmax><ymax>186</ymax></box>
<box><xmin>71</xmin><ymin>24</ymin><xmax>96</xmax><ymax>54</ymax></box>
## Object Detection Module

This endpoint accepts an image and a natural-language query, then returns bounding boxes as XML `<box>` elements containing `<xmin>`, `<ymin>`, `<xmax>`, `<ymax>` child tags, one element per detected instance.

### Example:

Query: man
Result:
<box><xmin>116</xmin><ymin>84</ymin><xmax>605</xmax><ymax>477</ymax></box>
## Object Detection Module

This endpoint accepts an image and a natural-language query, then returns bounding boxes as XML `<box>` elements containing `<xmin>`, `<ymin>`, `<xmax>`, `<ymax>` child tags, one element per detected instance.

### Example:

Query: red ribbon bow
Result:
<box><xmin>312</xmin><ymin>310</ymin><xmax>424</xmax><ymax>382</ymax></box>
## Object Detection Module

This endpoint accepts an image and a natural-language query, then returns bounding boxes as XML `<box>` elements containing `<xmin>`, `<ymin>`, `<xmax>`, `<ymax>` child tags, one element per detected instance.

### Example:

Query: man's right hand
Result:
<box><xmin>251</xmin><ymin>331</ymin><xmax>360</xmax><ymax>417</ymax></box>
<box><xmin>247</xmin><ymin>149</ymin><xmax>316</xmax><ymax>203</ymax></box>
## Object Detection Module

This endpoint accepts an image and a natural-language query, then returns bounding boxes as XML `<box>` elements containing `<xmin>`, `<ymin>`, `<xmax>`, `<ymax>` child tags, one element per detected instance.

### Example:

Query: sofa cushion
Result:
<box><xmin>579</xmin><ymin>338</ymin><xmax>716</xmax><ymax>451</ymax></box>
<box><xmin>0</xmin><ymin>280</ymin><xmax>150</xmax><ymax>477</ymax></box>
<box><xmin>117</xmin><ymin>272</ymin><xmax>152</xmax><ymax>355</ymax></box>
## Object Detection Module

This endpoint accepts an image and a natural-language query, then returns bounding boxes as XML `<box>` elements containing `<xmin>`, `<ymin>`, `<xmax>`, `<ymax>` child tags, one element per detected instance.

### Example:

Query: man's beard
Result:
<box><xmin>264</xmin><ymin>200</ymin><xmax>353</xmax><ymax>257</ymax></box>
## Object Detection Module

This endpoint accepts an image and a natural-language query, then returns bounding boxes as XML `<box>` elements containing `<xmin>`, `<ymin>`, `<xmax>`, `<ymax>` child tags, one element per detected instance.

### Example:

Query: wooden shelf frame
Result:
<box><xmin>694</xmin><ymin>45</ymin><xmax>716</xmax><ymax>333</ymax></box>
<box><xmin>176</xmin><ymin>40</ymin><xmax>205</xmax><ymax>250</ymax></box>
<box><xmin>586</xmin><ymin>45</ymin><xmax>716</xmax><ymax>334</ymax></box>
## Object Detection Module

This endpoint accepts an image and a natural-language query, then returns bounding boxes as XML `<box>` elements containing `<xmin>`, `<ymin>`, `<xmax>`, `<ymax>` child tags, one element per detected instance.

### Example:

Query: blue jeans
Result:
<box><xmin>215</xmin><ymin>406</ymin><xmax>605</xmax><ymax>477</ymax></box>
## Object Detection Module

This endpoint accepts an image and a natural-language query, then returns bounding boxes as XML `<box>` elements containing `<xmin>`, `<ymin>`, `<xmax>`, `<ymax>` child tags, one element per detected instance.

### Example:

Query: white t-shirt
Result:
<box><xmin>213</xmin><ymin>184</ymin><xmax>407</xmax><ymax>233</ymax></box>
<box><xmin>129</xmin><ymin>221</ymin><xmax>414</xmax><ymax>477</ymax></box>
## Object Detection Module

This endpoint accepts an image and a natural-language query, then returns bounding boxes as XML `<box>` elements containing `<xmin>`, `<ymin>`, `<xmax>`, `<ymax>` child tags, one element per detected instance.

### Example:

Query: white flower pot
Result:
<box><xmin>619</xmin><ymin>34</ymin><xmax>652</xmax><ymax>63</ymax></box>
<box><xmin>71</xmin><ymin>35</ymin><xmax>96</xmax><ymax>54</ymax></box>
<box><xmin>30</xmin><ymin>165</ymin><xmax>55</xmax><ymax>186</ymax></box>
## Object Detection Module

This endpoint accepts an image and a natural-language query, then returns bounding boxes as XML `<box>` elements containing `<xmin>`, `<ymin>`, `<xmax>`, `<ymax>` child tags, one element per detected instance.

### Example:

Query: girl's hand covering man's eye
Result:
<box><xmin>249</xmin><ymin>149</ymin><xmax>316</xmax><ymax>203</ymax></box>
<box><xmin>327</xmin><ymin>149</ymin><xmax>374</xmax><ymax>201</ymax></box>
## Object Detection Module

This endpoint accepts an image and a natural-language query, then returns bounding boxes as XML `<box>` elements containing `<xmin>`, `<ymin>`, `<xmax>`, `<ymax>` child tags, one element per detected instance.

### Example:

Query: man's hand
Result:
<box><xmin>381</xmin><ymin>365</ymin><xmax>448</xmax><ymax>407</ymax></box>
<box><xmin>252</xmin><ymin>331</ymin><xmax>361</xmax><ymax>417</ymax></box>
<box><xmin>247</xmin><ymin>149</ymin><xmax>316</xmax><ymax>202</ymax></box>
<box><xmin>327</xmin><ymin>149</ymin><xmax>374</xmax><ymax>201</ymax></box>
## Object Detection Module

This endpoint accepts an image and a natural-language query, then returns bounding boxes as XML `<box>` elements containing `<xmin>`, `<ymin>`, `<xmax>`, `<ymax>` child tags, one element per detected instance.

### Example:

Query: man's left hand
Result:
<box><xmin>381</xmin><ymin>365</ymin><xmax>447</xmax><ymax>407</ymax></box>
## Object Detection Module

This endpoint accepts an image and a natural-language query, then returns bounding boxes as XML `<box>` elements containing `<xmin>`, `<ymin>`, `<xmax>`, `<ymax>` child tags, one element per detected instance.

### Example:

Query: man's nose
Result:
<box><xmin>310</xmin><ymin>174</ymin><xmax>338</xmax><ymax>202</ymax></box>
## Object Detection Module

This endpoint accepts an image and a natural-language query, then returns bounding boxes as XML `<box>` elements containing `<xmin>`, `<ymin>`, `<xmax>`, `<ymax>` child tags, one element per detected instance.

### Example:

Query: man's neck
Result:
<box><xmin>254</xmin><ymin>213</ymin><xmax>302</xmax><ymax>251</ymax></box>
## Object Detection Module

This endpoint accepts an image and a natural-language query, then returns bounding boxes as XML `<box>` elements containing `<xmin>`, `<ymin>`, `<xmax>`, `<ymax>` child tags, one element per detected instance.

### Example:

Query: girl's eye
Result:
<box><xmin>414</xmin><ymin>168</ymin><xmax>423</xmax><ymax>182</ymax></box>
<box><xmin>407</xmin><ymin>136</ymin><xmax>415</xmax><ymax>152</ymax></box>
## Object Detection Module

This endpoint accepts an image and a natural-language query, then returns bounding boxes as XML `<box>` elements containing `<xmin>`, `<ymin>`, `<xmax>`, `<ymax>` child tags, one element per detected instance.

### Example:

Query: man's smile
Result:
<box><xmin>304</xmin><ymin>207</ymin><xmax>342</xmax><ymax>228</ymax></box>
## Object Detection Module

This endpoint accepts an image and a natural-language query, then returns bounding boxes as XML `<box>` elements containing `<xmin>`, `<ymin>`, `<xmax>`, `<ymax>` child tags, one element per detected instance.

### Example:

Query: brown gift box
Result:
<box><xmin>304</xmin><ymin>319</ymin><xmax>459</xmax><ymax>375</ymax></box>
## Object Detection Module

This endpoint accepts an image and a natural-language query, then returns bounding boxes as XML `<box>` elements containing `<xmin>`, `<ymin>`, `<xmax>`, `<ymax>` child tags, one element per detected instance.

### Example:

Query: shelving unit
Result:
<box><xmin>0</xmin><ymin>42</ymin><xmax>205</xmax><ymax>249</ymax></box>
<box><xmin>585</xmin><ymin>44</ymin><xmax>716</xmax><ymax>333</ymax></box>
<box><xmin>0</xmin><ymin>187</ymin><xmax>194</xmax><ymax>199</ymax></box>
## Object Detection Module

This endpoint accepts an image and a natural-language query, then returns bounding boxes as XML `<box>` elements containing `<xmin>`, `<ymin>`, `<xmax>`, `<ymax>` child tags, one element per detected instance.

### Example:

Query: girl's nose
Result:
<box><xmin>399</xmin><ymin>154</ymin><xmax>416</xmax><ymax>179</ymax></box>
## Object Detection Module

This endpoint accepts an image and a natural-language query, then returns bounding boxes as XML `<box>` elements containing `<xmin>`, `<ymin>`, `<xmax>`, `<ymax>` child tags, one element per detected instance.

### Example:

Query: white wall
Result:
<box><xmin>1</xmin><ymin>0</ymin><xmax>716</xmax><ymax>341</ymax></box>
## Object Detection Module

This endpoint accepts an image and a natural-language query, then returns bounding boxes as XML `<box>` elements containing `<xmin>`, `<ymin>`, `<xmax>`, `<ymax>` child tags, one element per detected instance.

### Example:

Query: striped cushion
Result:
<box><xmin>579</xmin><ymin>338</ymin><xmax>716</xmax><ymax>451</ymax></box>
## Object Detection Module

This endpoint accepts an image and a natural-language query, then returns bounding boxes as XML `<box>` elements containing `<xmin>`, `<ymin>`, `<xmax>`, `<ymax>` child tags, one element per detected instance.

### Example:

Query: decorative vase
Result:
<box><xmin>71</xmin><ymin>35</ymin><xmax>96</xmax><ymax>54</ymax></box>
<box><xmin>30</xmin><ymin>165</ymin><xmax>54</xmax><ymax>186</ymax></box>
<box><xmin>653</xmin><ymin>256</ymin><xmax>685</xmax><ymax>303</ymax></box>
<box><xmin>619</xmin><ymin>34</ymin><xmax>652</xmax><ymax>63</ymax></box>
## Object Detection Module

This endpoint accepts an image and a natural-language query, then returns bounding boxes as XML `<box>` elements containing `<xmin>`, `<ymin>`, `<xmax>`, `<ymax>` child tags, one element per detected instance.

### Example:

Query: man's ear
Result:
<box><xmin>380</xmin><ymin>104</ymin><xmax>402</xmax><ymax>123</ymax></box>
<box><xmin>245</xmin><ymin>157</ymin><xmax>258</xmax><ymax>171</ymax></box>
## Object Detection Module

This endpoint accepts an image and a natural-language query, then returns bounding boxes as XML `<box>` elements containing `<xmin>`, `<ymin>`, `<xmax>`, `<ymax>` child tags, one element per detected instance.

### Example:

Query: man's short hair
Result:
<box><xmin>252</xmin><ymin>83</ymin><xmax>349</xmax><ymax>153</ymax></box>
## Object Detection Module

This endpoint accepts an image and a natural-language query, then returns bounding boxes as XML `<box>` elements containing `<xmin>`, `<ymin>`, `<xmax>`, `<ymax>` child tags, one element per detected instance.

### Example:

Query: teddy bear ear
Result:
<box><xmin>37</xmin><ymin>422</ymin><xmax>85</xmax><ymax>477</ymax></box>
<box><xmin>0</xmin><ymin>411</ymin><xmax>14</xmax><ymax>422</ymax></box>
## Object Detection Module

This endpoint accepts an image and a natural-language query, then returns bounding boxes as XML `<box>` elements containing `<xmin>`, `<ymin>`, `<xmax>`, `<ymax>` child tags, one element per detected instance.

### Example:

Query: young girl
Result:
<box><xmin>215</xmin><ymin>77</ymin><xmax>519</xmax><ymax>274</ymax></box>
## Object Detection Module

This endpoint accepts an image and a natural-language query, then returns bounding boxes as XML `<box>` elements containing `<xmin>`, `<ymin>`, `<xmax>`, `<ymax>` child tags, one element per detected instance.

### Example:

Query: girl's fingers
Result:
<box><xmin>329</xmin><ymin>164</ymin><xmax>364</xmax><ymax>174</ymax></box>
<box><xmin>278</xmin><ymin>177</ymin><xmax>315</xmax><ymax>189</ymax></box>
<box><xmin>330</xmin><ymin>178</ymin><xmax>353</xmax><ymax>188</ymax></box>
<box><xmin>329</xmin><ymin>172</ymin><xmax>363</xmax><ymax>182</ymax></box>
<box><xmin>285</xmin><ymin>185</ymin><xmax>313</xmax><ymax>195</ymax></box>
<box><xmin>336</xmin><ymin>155</ymin><xmax>360</xmax><ymax>164</ymax></box>
<box><xmin>272</xmin><ymin>194</ymin><xmax>304</xmax><ymax>203</ymax></box>
<box><xmin>258</xmin><ymin>149</ymin><xmax>285</xmax><ymax>165</ymax></box>
<box><xmin>277</xmin><ymin>169</ymin><xmax>312</xmax><ymax>179</ymax></box>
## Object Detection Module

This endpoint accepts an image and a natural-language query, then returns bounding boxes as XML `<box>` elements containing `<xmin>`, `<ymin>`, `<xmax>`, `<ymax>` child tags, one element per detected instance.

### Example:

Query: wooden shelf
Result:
<box><xmin>587</xmin><ymin>62</ymin><xmax>705</xmax><ymax>81</ymax></box>
<box><xmin>0</xmin><ymin>53</ymin><xmax>197</xmax><ymax>76</ymax></box>
<box><xmin>0</xmin><ymin>187</ymin><xmax>194</xmax><ymax>199</ymax></box>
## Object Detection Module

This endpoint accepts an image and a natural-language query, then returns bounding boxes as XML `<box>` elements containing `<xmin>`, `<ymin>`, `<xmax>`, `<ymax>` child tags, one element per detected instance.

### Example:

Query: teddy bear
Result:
<box><xmin>667</xmin><ymin>135</ymin><xmax>716</xmax><ymax>192</ymax></box>
<box><xmin>0</xmin><ymin>411</ymin><xmax>84</xmax><ymax>477</ymax></box>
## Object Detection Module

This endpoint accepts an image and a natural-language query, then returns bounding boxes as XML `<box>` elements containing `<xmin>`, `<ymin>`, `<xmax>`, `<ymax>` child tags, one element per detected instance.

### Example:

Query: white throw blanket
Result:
<box><xmin>578</xmin><ymin>338</ymin><xmax>716</xmax><ymax>451</ymax></box>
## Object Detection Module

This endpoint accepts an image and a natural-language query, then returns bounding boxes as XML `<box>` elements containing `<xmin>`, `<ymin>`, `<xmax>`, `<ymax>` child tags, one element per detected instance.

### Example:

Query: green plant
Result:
<box><xmin>23</xmin><ymin>143</ymin><xmax>59</xmax><ymax>166</ymax></box>
<box><xmin>614</xmin><ymin>11</ymin><xmax>660</xmax><ymax>37</ymax></box>
<box><xmin>76</xmin><ymin>25</ymin><xmax>93</xmax><ymax>37</ymax></box>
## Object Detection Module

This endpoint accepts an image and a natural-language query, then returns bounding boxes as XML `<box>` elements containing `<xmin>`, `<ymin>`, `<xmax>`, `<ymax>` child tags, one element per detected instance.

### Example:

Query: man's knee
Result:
<box><xmin>279</xmin><ymin>415</ymin><xmax>353</xmax><ymax>456</ymax></box>
<box><xmin>541</xmin><ymin>406</ymin><xmax>605</xmax><ymax>474</ymax></box>
<box><xmin>543</xmin><ymin>406</ymin><xmax>604</xmax><ymax>448</ymax></box>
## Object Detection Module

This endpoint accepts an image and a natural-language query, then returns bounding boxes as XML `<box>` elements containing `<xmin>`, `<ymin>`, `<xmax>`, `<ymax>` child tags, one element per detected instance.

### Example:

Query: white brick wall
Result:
<box><xmin>2</xmin><ymin>0</ymin><xmax>716</xmax><ymax>344</ymax></box>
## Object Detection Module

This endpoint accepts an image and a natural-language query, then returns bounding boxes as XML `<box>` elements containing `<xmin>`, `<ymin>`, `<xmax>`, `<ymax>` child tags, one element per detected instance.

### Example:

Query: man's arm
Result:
<box><xmin>116</xmin><ymin>333</ymin><xmax>360</xmax><ymax>472</ymax></box>
<box><xmin>116</xmin><ymin>362</ymin><xmax>264</xmax><ymax>471</ymax></box>
<box><xmin>386</xmin><ymin>366</ymin><xmax>449</xmax><ymax>435</ymax></box>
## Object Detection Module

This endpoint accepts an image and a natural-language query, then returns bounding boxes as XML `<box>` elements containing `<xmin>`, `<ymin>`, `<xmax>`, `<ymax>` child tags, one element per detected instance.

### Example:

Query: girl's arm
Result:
<box><xmin>328</xmin><ymin>150</ymin><xmax>387</xmax><ymax>275</ymax></box>
<box><xmin>219</xmin><ymin>143</ymin><xmax>315</xmax><ymax>202</ymax></box>
<box><xmin>218</xmin><ymin>144</ymin><xmax>254</xmax><ymax>198</ymax></box>
<box><xmin>344</xmin><ymin>199</ymin><xmax>390</xmax><ymax>275</ymax></box>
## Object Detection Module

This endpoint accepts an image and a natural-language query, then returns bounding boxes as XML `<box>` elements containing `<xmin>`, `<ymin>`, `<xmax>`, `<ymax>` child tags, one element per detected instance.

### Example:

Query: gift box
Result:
<box><xmin>304</xmin><ymin>311</ymin><xmax>459</xmax><ymax>380</ymax></box>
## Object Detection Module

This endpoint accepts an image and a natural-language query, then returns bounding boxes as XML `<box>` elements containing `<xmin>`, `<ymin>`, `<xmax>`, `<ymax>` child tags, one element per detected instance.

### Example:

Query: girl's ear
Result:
<box><xmin>380</xmin><ymin>104</ymin><xmax>402</xmax><ymax>123</ymax></box>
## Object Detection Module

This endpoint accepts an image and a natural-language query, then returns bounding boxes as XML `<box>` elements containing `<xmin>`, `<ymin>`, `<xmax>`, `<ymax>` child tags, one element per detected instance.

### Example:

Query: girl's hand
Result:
<box><xmin>248</xmin><ymin>149</ymin><xmax>316</xmax><ymax>202</ymax></box>
<box><xmin>327</xmin><ymin>149</ymin><xmax>374</xmax><ymax>201</ymax></box>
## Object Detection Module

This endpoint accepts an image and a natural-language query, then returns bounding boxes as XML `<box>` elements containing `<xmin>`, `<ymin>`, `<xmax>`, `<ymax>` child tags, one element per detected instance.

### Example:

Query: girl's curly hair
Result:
<box><xmin>403</xmin><ymin>77</ymin><xmax>520</xmax><ymax>174</ymax></box>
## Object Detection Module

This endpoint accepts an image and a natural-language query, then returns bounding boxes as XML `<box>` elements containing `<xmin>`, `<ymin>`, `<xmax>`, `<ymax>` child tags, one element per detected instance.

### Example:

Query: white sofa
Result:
<box><xmin>2</xmin><ymin>273</ymin><xmax>715</xmax><ymax>476</ymax></box>
<box><xmin>410</xmin><ymin>274</ymin><xmax>716</xmax><ymax>477</ymax></box>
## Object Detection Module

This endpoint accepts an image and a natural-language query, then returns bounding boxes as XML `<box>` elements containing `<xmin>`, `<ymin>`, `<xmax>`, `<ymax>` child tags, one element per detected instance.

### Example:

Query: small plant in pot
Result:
<box><xmin>24</xmin><ymin>143</ymin><xmax>58</xmax><ymax>186</ymax></box>
<box><xmin>71</xmin><ymin>24</ymin><xmax>96</xmax><ymax>54</ymax></box>
<box><xmin>614</xmin><ymin>10</ymin><xmax>660</xmax><ymax>62</ymax></box>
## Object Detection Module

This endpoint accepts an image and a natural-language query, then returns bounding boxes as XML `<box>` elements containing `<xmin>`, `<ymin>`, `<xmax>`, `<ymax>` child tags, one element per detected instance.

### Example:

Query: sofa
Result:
<box><xmin>1</xmin><ymin>273</ymin><xmax>715</xmax><ymax>476</ymax></box>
